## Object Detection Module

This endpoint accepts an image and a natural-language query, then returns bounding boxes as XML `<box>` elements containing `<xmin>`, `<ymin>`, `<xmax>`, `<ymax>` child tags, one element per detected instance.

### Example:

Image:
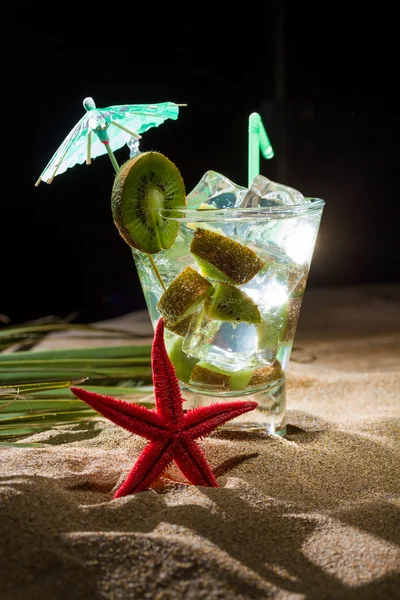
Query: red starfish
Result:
<box><xmin>71</xmin><ymin>318</ymin><xmax>257</xmax><ymax>498</ymax></box>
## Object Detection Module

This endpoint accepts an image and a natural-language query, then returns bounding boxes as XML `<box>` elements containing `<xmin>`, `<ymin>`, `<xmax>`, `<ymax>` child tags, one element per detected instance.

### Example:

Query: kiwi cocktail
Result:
<box><xmin>112</xmin><ymin>152</ymin><xmax>324</xmax><ymax>433</ymax></box>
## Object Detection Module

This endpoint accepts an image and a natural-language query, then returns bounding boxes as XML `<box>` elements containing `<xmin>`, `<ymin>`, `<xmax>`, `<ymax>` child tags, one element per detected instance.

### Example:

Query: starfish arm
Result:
<box><xmin>114</xmin><ymin>439</ymin><xmax>176</xmax><ymax>497</ymax></box>
<box><xmin>152</xmin><ymin>319</ymin><xmax>185</xmax><ymax>425</ymax></box>
<box><xmin>174</xmin><ymin>437</ymin><xmax>218</xmax><ymax>487</ymax></box>
<box><xmin>181</xmin><ymin>400</ymin><xmax>258</xmax><ymax>439</ymax></box>
<box><xmin>70</xmin><ymin>387</ymin><xmax>168</xmax><ymax>440</ymax></box>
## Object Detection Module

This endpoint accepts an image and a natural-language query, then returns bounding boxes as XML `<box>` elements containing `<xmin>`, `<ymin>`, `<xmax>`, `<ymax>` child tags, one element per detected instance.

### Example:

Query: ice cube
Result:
<box><xmin>243</xmin><ymin>270</ymin><xmax>289</xmax><ymax>316</ymax></box>
<box><xmin>186</xmin><ymin>172</ymin><xmax>312</xmax><ymax>248</ymax></box>
<box><xmin>187</xmin><ymin>172</ymin><xmax>308</xmax><ymax>211</ymax></box>
<box><xmin>281</xmin><ymin>216</ymin><xmax>321</xmax><ymax>265</ymax></box>
<box><xmin>204</xmin><ymin>321</ymin><xmax>259</xmax><ymax>371</ymax></box>
<box><xmin>239</xmin><ymin>175</ymin><xmax>309</xmax><ymax>208</ymax></box>
<box><xmin>242</xmin><ymin>250</ymin><xmax>308</xmax><ymax>312</ymax></box>
<box><xmin>187</xmin><ymin>171</ymin><xmax>247</xmax><ymax>209</ymax></box>
<box><xmin>234</xmin><ymin>209</ymin><xmax>319</xmax><ymax>266</ymax></box>
<box><xmin>182</xmin><ymin>309</ymin><xmax>259</xmax><ymax>372</ymax></box>
<box><xmin>182</xmin><ymin>311</ymin><xmax>221</xmax><ymax>361</ymax></box>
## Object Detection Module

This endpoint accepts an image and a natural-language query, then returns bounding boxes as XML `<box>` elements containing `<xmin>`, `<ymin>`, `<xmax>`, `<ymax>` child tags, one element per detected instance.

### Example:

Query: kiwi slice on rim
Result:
<box><xmin>111</xmin><ymin>152</ymin><xmax>186</xmax><ymax>253</ymax></box>
<box><xmin>157</xmin><ymin>266</ymin><xmax>212</xmax><ymax>326</ymax></box>
<box><xmin>190</xmin><ymin>228</ymin><xmax>265</xmax><ymax>285</ymax></box>
<box><xmin>205</xmin><ymin>282</ymin><xmax>262</xmax><ymax>325</ymax></box>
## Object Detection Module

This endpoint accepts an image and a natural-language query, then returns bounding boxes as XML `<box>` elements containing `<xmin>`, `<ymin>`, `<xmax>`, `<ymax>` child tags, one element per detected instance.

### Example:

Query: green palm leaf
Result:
<box><xmin>0</xmin><ymin>318</ymin><xmax>155</xmax><ymax>445</ymax></box>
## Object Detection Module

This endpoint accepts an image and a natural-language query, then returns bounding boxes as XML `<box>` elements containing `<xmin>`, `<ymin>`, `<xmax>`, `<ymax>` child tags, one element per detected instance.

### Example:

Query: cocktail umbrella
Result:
<box><xmin>35</xmin><ymin>98</ymin><xmax>185</xmax><ymax>185</ymax></box>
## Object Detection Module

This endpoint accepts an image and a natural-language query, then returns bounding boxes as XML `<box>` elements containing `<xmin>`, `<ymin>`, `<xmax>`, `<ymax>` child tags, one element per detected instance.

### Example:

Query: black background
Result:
<box><xmin>3</xmin><ymin>5</ymin><xmax>399</xmax><ymax>324</ymax></box>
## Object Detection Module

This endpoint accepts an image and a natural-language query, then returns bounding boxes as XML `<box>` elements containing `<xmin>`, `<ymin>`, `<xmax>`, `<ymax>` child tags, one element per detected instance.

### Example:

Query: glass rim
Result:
<box><xmin>159</xmin><ymin>198</ymin><xmax>325</xmax><ymax>222</ymax></box>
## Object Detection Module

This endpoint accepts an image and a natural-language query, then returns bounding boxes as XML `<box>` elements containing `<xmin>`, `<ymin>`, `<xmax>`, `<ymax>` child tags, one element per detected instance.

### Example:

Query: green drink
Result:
<box><xmin>128</xmin><ymin>167</ymin><xmax>324</xmax><ymax>435</ymax></box>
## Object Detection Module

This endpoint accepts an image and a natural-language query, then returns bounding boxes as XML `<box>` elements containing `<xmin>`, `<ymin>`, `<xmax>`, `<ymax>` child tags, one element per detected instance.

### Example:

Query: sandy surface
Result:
<box><xmin>1</xmin><ymin>284</ymin><xmax>399</xmax><ymax>599</ymax></box>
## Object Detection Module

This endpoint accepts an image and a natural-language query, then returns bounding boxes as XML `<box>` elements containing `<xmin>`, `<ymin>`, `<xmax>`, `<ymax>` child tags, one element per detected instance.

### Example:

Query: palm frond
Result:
<box><xmin>0</xmin><ymin>318</ymin><xmax>155</xmax><ymax>445</ymax></box>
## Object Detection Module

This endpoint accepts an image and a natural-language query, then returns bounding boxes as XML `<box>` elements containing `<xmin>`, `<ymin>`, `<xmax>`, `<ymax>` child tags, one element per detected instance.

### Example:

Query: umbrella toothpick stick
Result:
<box><xmin>87</xmin><ymin>101</ymin><xmax>167</xmax><ymax>288</ymax></box>
<box><xmin>147</xmin><ymin>254</ymin><xmax>166</xmax><ymax>292</ymax></box>
<box><xmin>102</xmin><ymin>139</ymin><xmax>120</xmax><ymax>174</ymax></box>
<box><xmin>92</xmin><ymin>118</ymin><xmax>120</xmax><ymax>174</ymax></box>
<box><xmin>95</xmin><ymin>133</ymin><xmax>167</xmax><ymax>289</ymax></box>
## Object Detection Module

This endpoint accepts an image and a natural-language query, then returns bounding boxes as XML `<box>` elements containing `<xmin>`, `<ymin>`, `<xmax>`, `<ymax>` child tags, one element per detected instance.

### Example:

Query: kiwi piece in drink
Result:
<box><xmin>189</xmin><ymin>364</ymin><xmax>230</xmax><ymax>391</ymax></box>
<box><xmin>157</xmin><ymin>267</ymin><xmax>212</xmax><ymax>326</ymax></box>
<box><xmin>205</xmin><ymin>282</ymin><xmax>262</xmax><ymax>325</ymax></box>
<box><xmin>164</xmin><ymin>315</ymin><xmax>193</xmax><ymax>337</ymax></box>
<box><xmin>189</xmin><ymin>363</ymin><xmax>254</xmax><ymax>392</ymax></box>
<box><xmin>249</xmin><ymin>360</ymin><xmax>284</xmax><ymax>387</ymax></box>
<box><xmin>111</xmin><ymin>152</ymin><xmax>186</xmax><ymax>253</ymax></box>
<box><xmin>167</xmin><ymin>337</ymin><xmax>199</xmax><ymax>384</ymax></box>
<box><xmin>190</xmin><ymin>228</ymin><xmax>265</xmax><ymax>285</ymax></box>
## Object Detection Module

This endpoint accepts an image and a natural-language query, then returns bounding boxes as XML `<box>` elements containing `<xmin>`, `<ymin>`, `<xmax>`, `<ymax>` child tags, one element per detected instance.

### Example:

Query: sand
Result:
<box><xmin>1</xmin><ymin>284</ymin><xmax>399</xmax><ymax>599</ymax></box>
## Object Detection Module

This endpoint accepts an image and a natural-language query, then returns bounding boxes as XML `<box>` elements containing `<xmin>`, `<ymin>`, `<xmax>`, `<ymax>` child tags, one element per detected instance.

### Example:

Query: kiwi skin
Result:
<box><xmin>189</xmin><ymin>360</ymin><xmax>283</xmax><ymax>392</ymax></box>
<box><xmin>249</xmin><ymin>360</ymin><xmax>284</xmax><ymax>386</ymax></box>
<box><xmin>164</xmin><ymin>315</ymin><xmax>192</xmax><ymax>337</ymax></box>
<box><xmin>189</xmin><ymin>364</ymin><xmax>230</xmax><ymax>391</ymax></box>
<box><xmin>111</xmin><ymin>151</ymin><xmax>186</xmax><ymax>254</ymax></box>
<box><xmin>190</xmin><ymin>228</ymin><xmax>265</xmax><ymax>285</ymax></box>
<box><xmin>205</xmin><ymin>282</ymin><xmax>262</xmax><ymax>325</ymax></box>
<box><xmin>189</xmin><ymin>363</ymin><xmax>254</xmax><ymax>392</ymax></box>
<box><xmin>157</xmin><ymin>266</ymin><xmax>212</xmax><ymax>326</ymax></box>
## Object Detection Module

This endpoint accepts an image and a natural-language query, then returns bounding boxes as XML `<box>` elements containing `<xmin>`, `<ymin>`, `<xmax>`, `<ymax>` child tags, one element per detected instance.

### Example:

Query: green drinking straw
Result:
<box><xmin>248</xmin><ymin>112</ymin><xmax>274</xmax><ymax>187</ymax></box>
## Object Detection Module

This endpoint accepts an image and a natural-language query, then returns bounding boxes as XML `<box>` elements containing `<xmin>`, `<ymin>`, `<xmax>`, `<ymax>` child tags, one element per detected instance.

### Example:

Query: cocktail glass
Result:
<box><xmin>132</xmin><ymin>198</ymin><xmax>324</xmax><ymax>435</ymax></box>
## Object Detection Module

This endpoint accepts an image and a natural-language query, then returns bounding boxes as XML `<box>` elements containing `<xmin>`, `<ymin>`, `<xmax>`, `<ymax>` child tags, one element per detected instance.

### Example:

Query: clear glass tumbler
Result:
<box><xmin>132</xmin><ymin>199</ymin><xmax>325</xmax><ymax>435</ymax></box>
